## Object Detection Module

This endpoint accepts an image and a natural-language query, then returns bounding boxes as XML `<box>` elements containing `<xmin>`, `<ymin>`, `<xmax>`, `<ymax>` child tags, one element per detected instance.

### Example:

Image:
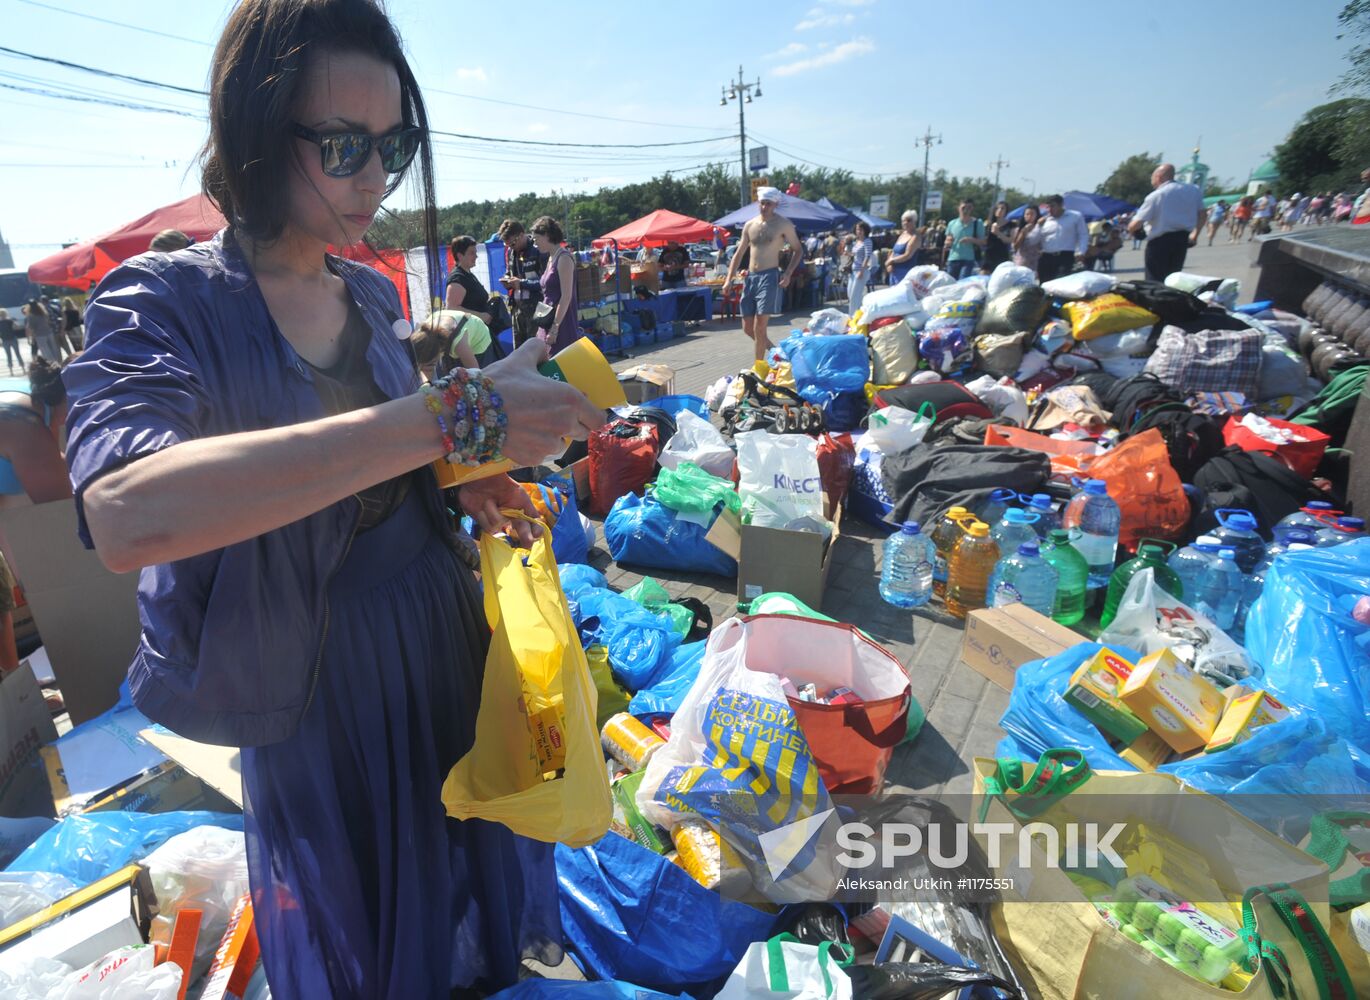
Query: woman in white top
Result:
<box><xmin>847</xmin><ymin>221</ymin><xmax>874</xmax><ymax>313</ymax></box>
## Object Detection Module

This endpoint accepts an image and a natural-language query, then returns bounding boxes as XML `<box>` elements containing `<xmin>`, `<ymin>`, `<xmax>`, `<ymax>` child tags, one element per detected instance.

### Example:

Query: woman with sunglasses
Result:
<box><xmin>62</xmin><ymin>1</ymin><xmax>602</xmax><ymax>996</ymax></box>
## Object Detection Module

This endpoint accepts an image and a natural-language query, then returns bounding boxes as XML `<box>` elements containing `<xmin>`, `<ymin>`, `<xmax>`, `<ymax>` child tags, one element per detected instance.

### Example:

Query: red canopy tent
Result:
<box><xmin>28</xmin><ymin>193</ymin><xmax>227</xmax><ymax>289</ymax></box>
<box><xmin>592</xmin><ymin>209</ymin><xmax>717</xmax><ymax>250</ymax></box>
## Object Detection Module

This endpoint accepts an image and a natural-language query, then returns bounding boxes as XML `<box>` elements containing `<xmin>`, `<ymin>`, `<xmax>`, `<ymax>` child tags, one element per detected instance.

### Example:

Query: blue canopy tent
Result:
<box><xmin>713</xmin><ymin>192</ymin><xmax>849</xmax><ymax>235</ymax></box>
<box><xmin>815</xmin><ymin>197</ymin><xmax>858</xmax><ymax>229</ymax></box>
<box><xmin>813</xmin><ymin>197</ymin><xmax>895</xmax><ymax>231</ymax></box>
<box><xmin>853</xmin><ymin>208</ymin><xmax>896</xmax><ymax>230</ymax></box>
<box><xmin>1006</xmin><ymin>191</ymin><xmax>1136</xmax><ymax>222</ymax></box>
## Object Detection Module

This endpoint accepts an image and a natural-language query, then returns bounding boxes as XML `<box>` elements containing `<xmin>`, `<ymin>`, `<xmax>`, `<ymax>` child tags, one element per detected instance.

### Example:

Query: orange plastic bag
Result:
<box><xmin>983</xmin><ymin>425</ymin><xmax>1100</xmax><ymax>477</ymax></box>
<box><xmin>1085</xmin><ymin>428</ymin><xmax>1189</xmax><ymax>551</ymax></box>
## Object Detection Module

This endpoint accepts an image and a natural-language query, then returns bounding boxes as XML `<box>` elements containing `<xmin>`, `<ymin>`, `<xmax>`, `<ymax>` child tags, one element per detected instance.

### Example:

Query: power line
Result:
<box><xmin>423</xmin><ymin>86</ymin><xmax>723</xmax><ymax>133</ymax></box>
<box><xmin>0</xmin><ymin>43</ymin><xmax>206</xmax><ymax>96</ymax></box>
<box><xmin>0</xmin><ymin>80</ymin><xmax>201</xmax><ymax>117</ymax></box>
<box><xmin>16</xmin><ymin>0</ymin><xmax>211</xmax><ymax>47</ymax></box>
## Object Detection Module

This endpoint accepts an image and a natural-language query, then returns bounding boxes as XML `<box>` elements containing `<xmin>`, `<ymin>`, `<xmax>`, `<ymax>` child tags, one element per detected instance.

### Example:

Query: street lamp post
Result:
<box><xmin>1022</xmin><ymin>177</ymin><xmax>1036</xmax><ymax>200</ymax></box>
<box><xmin>721</xmin><ymin>66</ymin><xmax>762</xmax><ymax>210</ymax></box>
<box><xmin>914</xmin><ymin>126</ymin><xmax>942</xmax><ymax>220</ymax></box>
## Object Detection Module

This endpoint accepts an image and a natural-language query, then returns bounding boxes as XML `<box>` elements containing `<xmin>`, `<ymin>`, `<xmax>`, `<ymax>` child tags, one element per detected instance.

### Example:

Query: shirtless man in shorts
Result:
<box><xmin>722</xmin><ymin>186</ymin><xmax>801</xmax><ymax>362</ymax></box>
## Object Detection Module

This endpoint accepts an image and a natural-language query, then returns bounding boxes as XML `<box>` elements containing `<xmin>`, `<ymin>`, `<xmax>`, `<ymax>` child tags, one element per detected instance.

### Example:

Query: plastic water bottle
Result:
<box><xmin>1196</xmin><ymin>547</ymin><xmax>1242</xmax><ymax>631</ymax></box>
<box><xmin>1237</xmin><ymin>542</ymin><xmax>1316</xmax><ymax>640</ymax></box>
<box><xmin>1315</xmin><ymin>516</ymin><xmax>1366</xmax><ymax>548</ymax></box>
<box><xmin>991</xmin><ymin>508</ymin><xmax>1042</xmax><ymax>558</ymax></box>
<box><xmin>946</xmin><ymin>520</ymin><xmax>1000</xmax><ymax>619</ymax></box>
<box><xmin>1020</xmin><ymin>492</ymin><xmax>1060</xmax><ymax>536</ymax></box>
<box><xmin>1275</xmin><ymin>501</ymin><xmax>1341</xmax><ymax>533</ymax></box>
<box><xmin>1042</xmin><ymin>528</ymin><xmax>1089</xmax><ymax>626</ymax></box>
<box><xmin>989</xmin><ymin>541</ymin><xmax>1060</xmax><ymax>616</ymax></box>
<box><xmin>931</xmin><ymin>506</ymin><xmax>973</xmax><ymax>600</ymax></box>
<box><xmin>1166</xmin><ymin>535</ymin><xmax>1220</xmax><ymax>604</ymax></box>
<box><xmin>1265</xmin><ymin>527</ymin><xmax>1317</xmax><ymax>560</ymax></box>
<box><xmin>1212</xmin><ymin>509</ymin><xmax>1266</xmax><ymax>573</ymax></box>
<box><xmin>880</xmin><ymin>521</ymin><xmax>935</xmax><ymax>608</ymax></box>
<box><xmin>1062</xmin><ymin>479</ymin><xmax>1121</xmax><ymax>590</ymax></box>
<box><xmin>1101</xmin><ymin>541</ymin><xmax>1183</xmax><ymax>627</ymax></box>
<box><xmin>978</xmin><ymin>488</ymin><xmax>1020</xmax><ymax>529</ymax></box>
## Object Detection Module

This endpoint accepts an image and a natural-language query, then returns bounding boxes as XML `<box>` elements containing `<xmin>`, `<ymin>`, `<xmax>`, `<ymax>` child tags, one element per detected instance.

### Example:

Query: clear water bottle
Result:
<box><xmin>880</xmin><ymin>521</ymin><xmax>935</xmax><ymax>608</ymax></box>
<box><xmin>1196</xmin><ymin>547</ymin><xmax>1242</xmax><ymax>631</ymax></box>
<box><xmin>978</xmin><ymin>488</ymin><xmax>1020</xmax><ymax>529</ymax></box>
<box><xmin>989</xmin><ymin>541</ymin><xmax>1060</xmax><ymax>616</ymax></box>
<box><xmin>1166</xmin><ymin>535</ymin><xmax>1220</xmax><ymax>604</ymax></box>
<box><xmin>1275</xmin><ymin>501</ymin><xmax>1341</xmax><ymax>533</ymax></box>
<box><xmin>1265</xmin><ymin>527</ymin><xmax>1317</xmax><ymax>560</ymax></box>
<box><xmin>1042</xmin><ymin>528</ymin><xmax>1089</xmax><ymax>626</ymax></box>
<box><xmin>991</xmin><ymin>508</ymin><xmax>1042</xmax><ymax>558</ymax></box>
<box><xmin>1062</xmin><ymin>479</ymin><xmax>1121</xmax><ymax>590</ymax></box>
<box><xmin>1315</xmin><ymin>516</ymin><xmax>1366</xmax><ymax>548</ymax></box>
<box><xmin>1019</xmin><ymin>492</ymin><xmax>1060</xmax><ymax>536</ymax></box>
<box><xmin>1212</xmin><ymin>509</ymin><xmax>1266</xmax><ymax>573</ymax></box>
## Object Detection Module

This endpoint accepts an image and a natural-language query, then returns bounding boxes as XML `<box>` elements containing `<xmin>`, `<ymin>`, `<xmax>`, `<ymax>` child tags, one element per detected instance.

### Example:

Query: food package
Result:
<box><xmin>1203</xmin><ymin>690</ymin><xmax>1289</xmax><ymax>754</ymax></box>
<box><xmin>1118</xmin><ymin>649</ymin><xmax>1225</xmax><ymax>753</ymax></box>
<box><xmin>611</xmin><ymin>770</ymin><xmax>670</xmax><ymax>854</ymax></box>
<box><xmin>1064</xmin><ymin>648</ymin><xmax>1150</xmax><ymax>746</ymax></box>
<box><xmin>1118</xmin><ymin>729</ymin><xmax>1175</xmax><ymax>772</ymax></box>
<box><xmin>671</xmin><ymin>819</ymin><xmax>722</xmax><ymax>890</ymax></box>
<box><xmin>601</xmin><ymin>712</ymin><xmax>666</xmax><ymax>771</ymax></box>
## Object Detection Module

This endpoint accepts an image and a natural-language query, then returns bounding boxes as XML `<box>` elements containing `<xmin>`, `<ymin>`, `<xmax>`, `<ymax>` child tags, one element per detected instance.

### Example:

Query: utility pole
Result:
<box><xmin>989</xmin><ymin>154</ymin><xmax>1010</xmax><ymax>206</ymax></box>
<box><xmin>913</xmin><ymin>126</ymin><xmax>942</xmax><ymax>221</ymax></box>
<box><xmin>721</xmin><ymin>66</ymin><xmax>762</xmax><ymax>210</ymax></box>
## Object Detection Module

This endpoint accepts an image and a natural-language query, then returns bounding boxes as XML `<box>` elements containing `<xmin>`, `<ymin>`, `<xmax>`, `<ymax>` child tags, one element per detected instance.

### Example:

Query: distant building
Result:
<box><xmin>1177</xmin><ymin>146</ymin><xmax>1210</xmax><ymax>194</ymax></box>
<box><xmin>1247</xmin><ymin>157</ymin><xmax>1279</xmax><ymax>197</ymax></box>
<box><xmin>0</xmin><ymin>230</ymin><xmax>12</xmax><ymax>270</ymax></box>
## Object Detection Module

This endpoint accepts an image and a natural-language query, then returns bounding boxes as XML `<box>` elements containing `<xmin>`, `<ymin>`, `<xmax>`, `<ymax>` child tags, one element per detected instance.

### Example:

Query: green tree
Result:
<box><xmin>1096</xmin><ymin>152</ymin><xmax>1160</xmax><ymax>205</ymax></box>
<box><xmin>1274</xmin><ymin>99</ymin><xmax>1370</xmax><ymax>194</ymax></box>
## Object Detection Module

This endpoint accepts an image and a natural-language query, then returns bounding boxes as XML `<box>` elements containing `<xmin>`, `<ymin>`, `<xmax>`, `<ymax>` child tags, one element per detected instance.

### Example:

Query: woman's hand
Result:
<box><xmin>458</xmin><ymin>474</ymin><xmax>543</xmax><ymax>547</ymax></box>
<box><xmin>483</xmin><ymin>339</ymin><xmax>604</xmax><ymax>466</ymax></box>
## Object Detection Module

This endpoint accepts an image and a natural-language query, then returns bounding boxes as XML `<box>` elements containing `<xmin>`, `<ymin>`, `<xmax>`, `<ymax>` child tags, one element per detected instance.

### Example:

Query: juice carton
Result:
<box><xmin>1118</xmin><ymin>649</ymin><xmax>1225</xmax><ymax>754</ymax></box>
<box><xmin>1064</xmin><ymin>648</ymin><xmax>1149</xmax><ymax>746</ymax></box>
<box><xmin>1204</xmin><ymin>690</ymin><xmax>1290</xmax><ymax>753</ymax></box>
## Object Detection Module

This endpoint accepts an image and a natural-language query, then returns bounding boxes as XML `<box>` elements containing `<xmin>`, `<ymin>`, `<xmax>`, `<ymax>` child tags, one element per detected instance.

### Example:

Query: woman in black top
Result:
<box><xmin>0</xmin><ymin>310</ymin><xmax>21</xmax><ymax>374</ymax></box>
<box><xmin>983</xmin><ymin>201</ymin><xmax>1013</xmax><ymax>272</ymax></box>
<box><xmin>59</xmin><ymin>296</ymin><xmax>84</xmax><ymax>354</ymax></box>
<box><xmin>444</xmin><ymin>234</ymin><xmax>492</xmax><ymax>325</ymax></box>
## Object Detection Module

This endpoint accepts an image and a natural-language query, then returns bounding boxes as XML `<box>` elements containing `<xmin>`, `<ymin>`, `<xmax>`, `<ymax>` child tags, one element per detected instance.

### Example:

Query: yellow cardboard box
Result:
<box><xmin>1204</xmin><ymin>690</ymin><xmax>1290</xmax><ymax>754</ymax></box>
<box><xmin>1117</xmin><ymin>730</ymin><xmax>1175</xmax><ymax>772</ymax></box>
<box><xmin>1119</xmin><ymin>648</ymin><xmax>1225</xmax><ymax>754</ymax></box>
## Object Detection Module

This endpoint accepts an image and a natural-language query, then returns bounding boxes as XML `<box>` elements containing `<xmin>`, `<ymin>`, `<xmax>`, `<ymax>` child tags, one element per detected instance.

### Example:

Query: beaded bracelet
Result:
<box><xmin>420</xmin><ymin>368</ymin><xmax>509</xmax><ymax>466</ymax></box>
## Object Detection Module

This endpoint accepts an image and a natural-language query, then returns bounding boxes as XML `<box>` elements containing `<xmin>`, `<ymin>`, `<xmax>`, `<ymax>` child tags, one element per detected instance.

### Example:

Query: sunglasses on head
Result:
<box><xmin>291</xmin><ymin>122</ymin><xmax>424</xmax><ymax>178</ymax></box>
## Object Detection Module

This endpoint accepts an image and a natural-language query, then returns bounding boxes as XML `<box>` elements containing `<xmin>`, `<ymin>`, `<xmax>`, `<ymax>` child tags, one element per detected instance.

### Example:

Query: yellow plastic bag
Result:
<box><xmin>440</xmin><ymin>515</ymin><xmax>611</xmax><ymax>846</ymax></box>
<box><xmin>1062</xmin><ymin>293</ymin><xmax>1159</xmax><ymax>341</ymax></box>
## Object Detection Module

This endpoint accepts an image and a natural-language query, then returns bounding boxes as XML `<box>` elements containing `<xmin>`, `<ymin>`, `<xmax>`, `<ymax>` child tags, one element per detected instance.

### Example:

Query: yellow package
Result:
<box><xmin>864</xmin><ymin>382</ymin><xmax>900</xmax><ymax>404</ymax></box>
<box><xmin>1204</xmin><ymin>690</ymin><xmax>1289</xmax><ymax>753</ymax></box>
<box><xmin>765</xmin><ymin>361</ymin><xmax>797</xmax><ymax>391</ymax></box>
<box><xmin>1062</xmin><ymin>293</ymin><xmax>1159</xmax><ymax>341</ymax></box>
<box><xmin>1118</xmin><ymin>649</ymin><xmax>1225</xmax><ymax>754</ymax></box>
<box><xmin>1064</xmin><ymin>648</ymin><xmax>1149</xmax><ymax>746</ymax></box>
<box><xmin>1118</xmin><ymin>730</ymin><xmax>1175</xmax><ymax>772</ymax></box>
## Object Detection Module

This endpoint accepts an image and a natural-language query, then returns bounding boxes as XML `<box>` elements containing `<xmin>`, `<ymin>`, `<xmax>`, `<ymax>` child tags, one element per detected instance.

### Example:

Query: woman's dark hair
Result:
<box><xmin>28</xmin><ymin>357</ymin><xmax>66</xmax><ymax>407</ymax></box>
<box><xmin>1023</xmin><ymin>204</ymin><xmax>1040</xmax><ymax>219</ymax></box>
<box><xmin>854</xmin><ymin>221</ymin><xmax>871</xmax><ymax>237</ymax></box>
<box><xmin>26</xmin><ymin>299</ymin><xmax>46</xmax><ymax>318</ymax></box>
<box><xmin>410</xmin><ymin>315</ymin><xmax>449</xmax><ymax>367</ymax></box>
<box><xmin>200</xmin><ymin>0</ymin><xmax>439</xmax><ymax>271</ymax></box>
<box><xmin>450</xmin><ymin>235</ymin><xmax>478</xmax><ymax>257</ymax></box>
<box><xmin>530</xmin><ymin>216</ymin><xmax>564</xmax><ymax>245</ymax></box>
<box><xmin>149</xmin><ymin>229</ymin><xmax>192</xmax><ymax>252</ymax></box>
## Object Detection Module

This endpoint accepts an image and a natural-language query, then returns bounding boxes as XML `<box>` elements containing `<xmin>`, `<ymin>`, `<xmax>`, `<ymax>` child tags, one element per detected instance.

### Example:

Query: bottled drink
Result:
<box><xmin>991</xmin><ymin>508</ymin><xmax>1042</xmax><ymax>557</ymax></box>
<box><xmin>989</xmin><ymin>541</ymin><xmax>1060</xmax><ymax>616</ymax></box>
<box><xmin>1315</xmin><ymin>516</ymin><xmax>1366</xmax><ymax>548</ymax></box>
<box><xmin>1196</xmin><ymin>547</ymin><xmax>1242</xmax><ymax>631</ymax></box>
<box><xmin>1101</xmin><ymin>541</ymin><xmax>1183</xmax><ymax>627</ymax></box>
<box><xmin>931</xmin><ymin>506</ymin><xmax>973</xmax><ymax>600</ymax></box>
<box><xmin>946</xmin><ymin>520</ymin><xmax>999</xmax><ymax>619</ymax></box>
<box><xmin>1042</xmin><ymin>528</ymin><xmax>1089</xmax><ymax>626</ymax></box>
<box><xmin>1238</xmin><ymin>543</ymin><xmax>1315</xmax><ymax>640</ymax></box>
<box><xmin>1212</xmin><ymin>509</ymin><xmax>1265</xmax><ymax>573</ymax></box>
<box><xmin>978</xmin><ymin>488</ymin><xmax>1020</xmax><ymax>529</ymax></box>
<box><xmin>1166</xmin><ymin>535</ymin><xmax>1220</xmax><ymax>604</ymax></box>
<box><xmin>1275</xmin><ymin>501</ymin><xmax>1341</xmax><ymax>533</ymax></box>
<box><xmin>1062</xmin><ymin>479</ymin><xmax>1121</xmax><ymax>589</ymax></box>
<box><xmin>880</xmin><ymin>521</ymin><xmax>935</xmax><ymax>608</ymax></box>
<box><xmin>1265</xmin><ymin>527</ymin><xmax>1316</xmax><ymax>560</ymax></box>
<box><xmin>1019</xmin><ymin>492</ymin><xmax>1059</xmax><ymax>536</ymax></box>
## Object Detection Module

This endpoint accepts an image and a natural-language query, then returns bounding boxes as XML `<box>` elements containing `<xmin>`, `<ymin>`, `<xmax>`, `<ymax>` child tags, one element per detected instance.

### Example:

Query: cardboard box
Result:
<box><xmin>610</xmin><ymin>770</ymin><xmax>669</xmax><ymax>854</ymax></box>
<box><xmin>706</xmin><ymin>498</ymin><xmax>840</xmax><ymax>611</ymax></box>
<box><xmin>1118</xmin><ymin>729</ymin><xmax>1175</xmax><ymax>772</ymax></box>
<box><xmin>599</xmin><ymin>262</ymin><xmax>632</xmax><ymax>296</ymax></box>
<box><xmin>617</xmin><ymin>364</ymin><xmax>676</xmax><ymax>405</ymax></box>
<box><xmin>41</xmin><ymin>704</ymin><xmax>167</xmax><ymax>816</ymax></box>
<box><xmin>82</xmin><ymin>760</ymin><xmax>239</xmax><ymax>816</ymax></box>
<box><xmin>1064</xmin><ymin>648</ymin><xmax>1150</xmax><ymax>747</ymax></box>
<box><xmin>0</xmin><ymin>863</ymin><xmax>155</xmax><ymax>970</ymax></box>
<box><xmin>575</xmin><ymin>264</ymin><xmax>600</xmax><ymax>303</ymax></box>
<box><xmin>1204</xmin><ymin>690</ymin><xmax>1289</xmax><ymax>754</ymax></box>
<box><xmin>140</xmin><ymin>728</ymin><xmax>244</xmax><ymax>810</ymax></box>
<box><xmin>959</xmin><ymin>603</ymin><xmax>1084</xmax><ymax>690</ymax></box>
<box><xmin>631</xmin><ymin>263</ymin><xmax>660</xmax><ymax>293</ymax></box>
<box><xmin>0</xmin><ymin>662</ymin><xmax>59</xmax><ymax>821</ymax></box>
<box><xmin>1119</xmin><ymin>648</ymin><xmax>1225</xmax><ymax>754</ymax></box>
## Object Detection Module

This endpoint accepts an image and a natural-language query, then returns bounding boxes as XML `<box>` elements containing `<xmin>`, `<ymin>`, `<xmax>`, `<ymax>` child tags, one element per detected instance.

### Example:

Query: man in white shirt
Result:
<box><xmin>1251</xmin><ymin>189</ymin><xmax>1276</xmax><ymax>238</ymax></box>
<box><xmin>1127</xmin><ymin>163</ymin><xmax>1205</xmax><ymax>283</ymax></box>
<box><xmin>1037</xmin><ymin>194</ymin><xmax>1090</xmax><ymax>281</ymax></box>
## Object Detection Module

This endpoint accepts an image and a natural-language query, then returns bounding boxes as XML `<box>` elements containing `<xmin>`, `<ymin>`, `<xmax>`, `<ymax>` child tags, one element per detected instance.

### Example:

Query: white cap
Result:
<box><xmin>757</xmin><ymin>186</ymin><xmax>782</xmax><ymax>204</ymax></box>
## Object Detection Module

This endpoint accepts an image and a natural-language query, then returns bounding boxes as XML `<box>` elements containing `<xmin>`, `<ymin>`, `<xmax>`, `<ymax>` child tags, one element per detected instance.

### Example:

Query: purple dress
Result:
<box><xmin>539</xmin><ymin>247</ymin><xmax>582</xmax><ymax>352</ymax></box>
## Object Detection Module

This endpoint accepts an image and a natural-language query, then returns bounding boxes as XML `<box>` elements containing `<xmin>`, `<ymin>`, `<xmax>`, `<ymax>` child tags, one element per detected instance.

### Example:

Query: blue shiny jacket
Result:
<box><xmin>64</xmin><ymin>230</ymin><xmax>451</xmax><ymax>747</ymax></box>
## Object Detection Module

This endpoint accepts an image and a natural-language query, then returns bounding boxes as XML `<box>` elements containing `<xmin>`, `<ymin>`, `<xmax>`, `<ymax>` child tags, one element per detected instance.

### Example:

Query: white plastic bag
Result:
<box><xmin>659</xmin><ymin>409</ymin><xmax>736</xmax><ymax>479</ymax></box>
<box><xmin>986</xmin><ymin>261</ymin><xmax>1038</xmax><ymax>298</ymax></box>
<box><xmin>904</xmin><ymin>264</ymin><xmax>953</xmax><ymax>299</ymax></box>
<box><xmin>1083</xmin><ymin>327</ymin><xmax>1151</xmax><ymax>357</ymax></box>
<box><xmin>868</xmin><ymin>319</ymin><xmax>917</xmax><ymax>384</ymax></box>
<box><xmin>1165</xmin><ymin>271</ymin><xmax>1240</xmax><ymax>309</ymax></box>
<box><xmin>715</xmin><ymin>938</ymin><xmax>854</xmax><ymax>1000</ymax></box>
<box><xmin>1258</xmin><ymin>335</ymin><xmax>1315</xmax><ymax>400</ymax></box>
<box><xmin>580</xmin><ymin>513</ymin><xmax>597</xmax><ymax>552</ymax></box>
<box><xmin>735</xmin><ymin>431</ymin><xmax>824</xmax><ymax>528</ymax></box>
<box><xmin>142</xmin><ymin>825</ymin><xmax>249</xmax><ymax>986</ymax></box>
<box><xmin>858</xmin><ymin>280</ymin><xmax>928</xmax><ymax>324</ymax></box>
<box><xmin>1041</xmin><ymin>270</ymin><xmax>1117</xmax><ymax>299</ymax></box>
<box><xmin>1098</xmin><ymin>568</ymin><xmax>1259</xmax><ymax>687</ymax></box>
<box><xmin>51</xmin><ymin>945</ymin><xmax>181</xmax><ymax>1000</ymax></box>
<box><xmin>864</xmin><ymin>404</ymin><xmax>932</xmax><ymax>455</ymax></box>
<box><xmin>0</xmin><ymin>954</ymin><xmax>73</xmax><ymax>1000</ymax></box>
<box><xmin>964</xmin><ymin>375</ymin><xmax>1029</xmax><ymax>425</ymax></box>
<box><xmin>0</xmin><ymin>871</ymin><xmax>79</xmax><ymax>926</ymax></box>
<box><xmin>806</xmin><ymin>307</ymin><xmax>850</xmax><ymax>337</ymax></box>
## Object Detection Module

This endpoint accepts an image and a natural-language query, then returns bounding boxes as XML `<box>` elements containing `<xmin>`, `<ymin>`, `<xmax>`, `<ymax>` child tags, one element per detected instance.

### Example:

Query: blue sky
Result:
<box><xmin>1</xmin><ymin>0</ymin><xmax>1355</xmax><ymax>268</ymax></box>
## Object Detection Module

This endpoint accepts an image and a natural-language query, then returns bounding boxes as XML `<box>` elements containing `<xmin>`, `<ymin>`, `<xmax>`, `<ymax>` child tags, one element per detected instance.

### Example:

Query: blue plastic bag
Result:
<box><xmin>809</xmin><ymin>389</ymin><xmax>868</xmax><ymax>431</ymax></box>
<box><xmin>781</xmin><ymin>334</ymin><xmax>870</xmax><ymax>399</ymax></box>
<box><xmin>556</xmin><ymin>833</ymin><xmax>776</xmax><ymax>995</ymax></box>
<box><xmin>604</xmin><ymin>492</ymin><xmax>737</xmax><ymax>578</ymax></box>
<box><xmin>539</xmin><ymin>475</ymin><xmax>589</xmax><ymax>565</ymax></box>
<box><xmin>7</xmin><ymin>811</ymin><xmax>243</xmax><ymax>884</ymax></box>
<box><xmin>649</xmin><ymin>395</ymin><xmax>711</xmax><ymax>421</ymax></box>
<box><xmin>603</xmin><ymin>605</ymin><xmax>682</xmax><ymax>692</ymax></box>
<box><xmin>560</xmin><ymin>563</ymin><xmax>608</xmax><ymax>600</ymax></box>
<box><xmin>629</xmin><ymin>641</ymin><xmax>706</xmax><ymax>718</ymax></box>
<box><xmin>488</xmin><ymin>981</ymin><xmax>687</xmax><ymax>1000</ymax></box>
<box><xmin>1244</xmin><ymin>539</ymin><xmax>1370</xmax><ymax>751</ymax></box>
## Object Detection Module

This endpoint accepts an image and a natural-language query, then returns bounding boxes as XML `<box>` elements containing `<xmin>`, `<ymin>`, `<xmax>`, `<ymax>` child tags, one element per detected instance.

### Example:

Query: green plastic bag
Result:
<box><xmin>586</xmin><ymin>645</ymin><xmax>630</xmax><ymax>729</ymax></box>
<box><xmin>653</xmin><ymin>462</ymin><xmax>741</xmax><ymax>517</ymax></box>
<box><xmin>623</xmin><ymin>576</ymin><xmax>694</xmax><ymax>638</ymax></box>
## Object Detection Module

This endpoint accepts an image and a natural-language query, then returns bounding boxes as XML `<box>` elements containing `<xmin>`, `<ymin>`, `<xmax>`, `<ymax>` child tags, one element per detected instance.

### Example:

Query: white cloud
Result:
<box><xmin>772</xmin><ymin>36</ymin><xmax>874</xmax><ymax>76</ymax></box>
<box><xmin>764</xmin><ymin>42</ymin><xmax>808</xmax><ymax>60</ymax></box>
<box><xmin>527</xmin><ymin>122</ymin><xmax>549</xmax><ymax>134</ymax></box>
<box><xmin>796</xmin><ymin>7</ymin><xmax>856</xmax><ymax>30</ymax></box>
<box><xmin>454</xmin><ymin>66</ymin><xmax>487</xmax><ymax>83</ymax></box>
<box><xmin>830</xmin><ymin>0</ymin><xmax>876</xmax><ymax>6</ymax></box>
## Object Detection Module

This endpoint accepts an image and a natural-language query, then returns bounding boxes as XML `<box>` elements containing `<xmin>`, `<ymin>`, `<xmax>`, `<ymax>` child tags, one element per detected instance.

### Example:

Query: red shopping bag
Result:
<box><xmin>1222</xmin><ymin>415</ymin><xmax>1330</xmax><ymax>479</ymax></box>
<box><xmin>587</xmin><ymin>419</ymin><xmax>660</xmax><ymax>517</ymax></box>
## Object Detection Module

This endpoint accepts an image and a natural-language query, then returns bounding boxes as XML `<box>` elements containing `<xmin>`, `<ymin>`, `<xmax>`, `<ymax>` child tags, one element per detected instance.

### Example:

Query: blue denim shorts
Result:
<box><xmin>741</xmin><ymin>267</ymin><xmax>781</xmax><ymax>316</ymax></box>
